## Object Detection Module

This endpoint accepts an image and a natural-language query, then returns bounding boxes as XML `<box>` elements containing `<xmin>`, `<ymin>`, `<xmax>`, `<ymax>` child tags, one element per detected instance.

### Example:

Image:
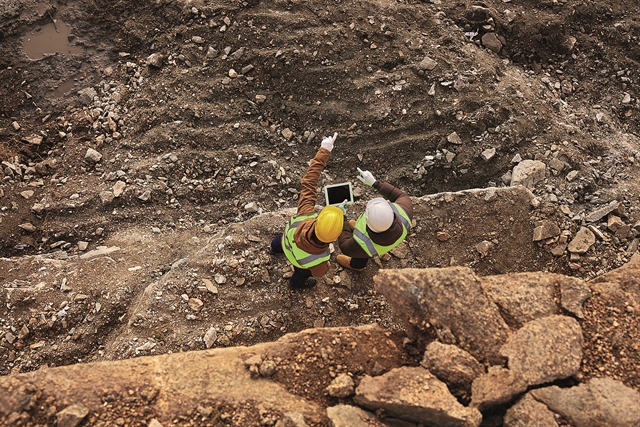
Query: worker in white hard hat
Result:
<box><xmin>337</xmin><ymin>168</ymin><xmax>413</xmax><ymax>271</ymax></box>
<box><xmin>270</xmin><ymin>132</ymin><xmax>344</xmax><ymax>289</ymax></box>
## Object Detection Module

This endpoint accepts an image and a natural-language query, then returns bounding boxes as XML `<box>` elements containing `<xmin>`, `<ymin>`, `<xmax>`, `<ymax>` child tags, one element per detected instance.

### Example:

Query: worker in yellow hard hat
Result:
<box><xmin>270</xmin><ymin>132</ymin><xmax>343</xmax><ymax>289</ymax></box>
<box><xmin>337</xmin><ymin>168</ymin><xmax>413</xmax><ymax>272</ymax></box>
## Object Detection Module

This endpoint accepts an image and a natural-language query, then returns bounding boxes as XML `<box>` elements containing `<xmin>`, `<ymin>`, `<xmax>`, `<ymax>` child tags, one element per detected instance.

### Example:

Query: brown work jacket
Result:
<box><xmin>290</xmin><ymin>147</ymin><xmax>331</xmax><ymax>277</ymax></box>
<box><xmin>338</xmin><ymin>180</ymin><xmax>414</xmax><ymax>259</ymax></box>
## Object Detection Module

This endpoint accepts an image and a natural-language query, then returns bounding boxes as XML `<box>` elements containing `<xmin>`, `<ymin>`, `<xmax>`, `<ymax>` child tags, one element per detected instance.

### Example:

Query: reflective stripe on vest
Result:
<box><xmin>282</xmin><ymin>213</ymin><xmax>331</xmax><ymax>269</ymax></box>
<box><xmin>353</xmin><ymin>203</ymin><xmax>411</xmax><ymax>257</ymax></box>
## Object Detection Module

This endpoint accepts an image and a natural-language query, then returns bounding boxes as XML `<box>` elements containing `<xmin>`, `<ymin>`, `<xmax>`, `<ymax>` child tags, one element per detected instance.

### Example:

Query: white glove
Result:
<box><xmin>320</xmin><ymin>132</ymin><xmax>338</xmax><ymax>152</ymax></box>
<box><xmin>357</xmin><ymin>167</ymin><xmax>376</xmax><ymax>187</ymax></box>
<box><xmin>337</xmin><ymin>199</ymin><xmax>348</xmax><ymax>215</ymax></box>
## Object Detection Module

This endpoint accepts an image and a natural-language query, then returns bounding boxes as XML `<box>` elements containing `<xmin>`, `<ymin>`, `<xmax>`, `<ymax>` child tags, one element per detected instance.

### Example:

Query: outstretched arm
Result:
<box><xmin>297</xmin><ymin>133</ymin><xmax>337</xmax><ymax>215</ymax></box>
<box><xmin>357</xmin><ymin>167</ymin><xmax>413</xmax><ymax>219</ymax></box>
<box><xmin>374</xmin><ymin>181</ymin><xmax>413</xmax><ymax>219</ymax></box>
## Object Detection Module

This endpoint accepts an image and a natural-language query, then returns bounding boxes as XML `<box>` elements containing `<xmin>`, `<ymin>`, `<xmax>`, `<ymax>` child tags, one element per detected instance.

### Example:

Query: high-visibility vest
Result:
<box><xmin>282</xmin><ymin>213</ymin><xmax>331</xmax><ymax>269</ymax></box>
<box><xmin>353</xmin><ymin>203</ymin><xmax>411</xmax><ymax>257</ymax></box>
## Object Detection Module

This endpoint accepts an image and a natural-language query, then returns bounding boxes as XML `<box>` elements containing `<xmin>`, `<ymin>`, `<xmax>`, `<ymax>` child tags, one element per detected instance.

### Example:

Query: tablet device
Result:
<box><xmin>323</xmin><ymin>182</ymin><xmax>354</xmax><ymax>206</ymax></box>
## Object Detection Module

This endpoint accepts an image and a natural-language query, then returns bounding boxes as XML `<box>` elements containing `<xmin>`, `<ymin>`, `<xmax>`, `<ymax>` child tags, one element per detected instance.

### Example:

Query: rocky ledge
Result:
<box><xmin>1</xmin><ymin>254</ymin><xmax>639</xmax><ymax>427</ymax></box>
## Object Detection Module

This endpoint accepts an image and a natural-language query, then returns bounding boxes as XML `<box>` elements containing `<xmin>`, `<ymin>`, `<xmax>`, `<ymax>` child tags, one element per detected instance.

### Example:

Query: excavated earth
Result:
<box><xmin>1</xmin><ymin>0</ymin><xmax>640</xmax><ymax>425</ymax></box>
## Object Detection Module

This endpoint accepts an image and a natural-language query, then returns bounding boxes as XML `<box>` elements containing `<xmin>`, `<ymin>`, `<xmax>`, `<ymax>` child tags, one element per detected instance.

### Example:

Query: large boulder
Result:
<box><xmin>470</xmin><ymin>367</ymin><xmax>527</xmax><ymax>411</ymax></box>
<box><xmin>471</xmin><ymin>315</ymin><xmax>583</xmax><ymax>410</ymax></box>
<box><xmin>354</xmin><ymin>367</ymin><xmax>482</xmax><ymax>427</ymax></box>
<box><xmin>531</xmin><ymin>378</ymin><xmax>640</xmax><ymax>427</ymax></box>
<box><xmin>480</xmin><ymin>273</ymin><xmax>558</xmax><ymax>328</ymax></box>
<box><xmin>500</xmin><ymin>315</ymin><xmax>583</xmax><ymax>385</ymax></box>
<box><xmin>503</xmin><ymin>393</ymin><xmax>559</xmax><ymax>427</ymax></box>
<box><xmin>374</xmin><ymin>267</ymin><xmax>510</xmax><ymax>363</ymax></box>
<box><xmin>481</xmin><ymin>272</ymin><xmax>590</xmax><ymax>325</ymax></box>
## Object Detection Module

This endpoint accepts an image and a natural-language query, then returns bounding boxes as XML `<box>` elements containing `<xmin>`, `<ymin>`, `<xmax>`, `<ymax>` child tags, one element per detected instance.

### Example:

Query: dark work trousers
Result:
<box><xmin>350</xmin><ymin>257</ymin><xmax>369</xmax><ymax>269</ymax></box>
<box><xmin>271</xmin><ymin>234</ymin><xmax>313</xmax><ymax>288</ymax></box>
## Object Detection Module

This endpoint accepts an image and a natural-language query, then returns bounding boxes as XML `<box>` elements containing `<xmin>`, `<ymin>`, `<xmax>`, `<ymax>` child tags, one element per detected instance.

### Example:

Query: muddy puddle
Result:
<box><xmin>22</xmin><ymin>20</ymin><xmax>83</xmax><ymax>60</ymax></box>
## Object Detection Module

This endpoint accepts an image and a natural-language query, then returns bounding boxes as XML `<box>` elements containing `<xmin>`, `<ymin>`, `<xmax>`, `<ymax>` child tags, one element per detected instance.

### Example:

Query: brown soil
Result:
<box><xmin>1</xmin><ymin>0</ymin><xmax>640</xmax><ymax>425</ymax></box>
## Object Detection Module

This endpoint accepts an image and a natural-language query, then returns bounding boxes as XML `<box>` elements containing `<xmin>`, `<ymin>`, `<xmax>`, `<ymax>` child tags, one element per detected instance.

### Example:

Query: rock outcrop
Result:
<box><xmin>373</xmin><ymin>267</ymin><xmax>511</xmax><ymax>364</ymax></box>
<box><xmin>1</xmin><ymin>256</ymin><xmax>639</xmax><ymax>427</ymax></box>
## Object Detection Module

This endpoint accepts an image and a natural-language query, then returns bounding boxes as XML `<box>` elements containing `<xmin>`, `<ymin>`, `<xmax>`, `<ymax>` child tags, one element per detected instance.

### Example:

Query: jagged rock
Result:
<box><xmin>138</xmin><ymin>190</ymin><xmax>151</xmax><ymax>201</ymax></box>
<box><xmin>245</xmin><ymin>201</ymin><xmax>259</xmax><ymax>213</ymax></box>
<box><xmin>415</xmin><ymin>56</ymin><xmax>437</xmax><ymax>71</ymax></box>
<box><xmin>18</xmin><ymin>222</ymin><xmax>36</xmax><ymax>232</ymax></box>
<box><xmin>470</xmin><ymin>367</ymin><xmax>527</xmax><ymax>411</ymax></box>
<box><xmin>511</xmin><ymin>160</ymin><xmax>546</xmax><ymax>188</ymax></box>
<box><xmin>374</xmin><ymin>267</ymin><xmax>510</xmax><ymax>363</ymax></box>
<box><xmin>566</xmin><ymin>170</ymin><xmax>579</xmax><ymax>181</ymax></box>
<box><xmin>503</xmin><ymin>393</ymin><xmax>559</xmax><ymax>427</ymax></box>
<box><xmin>389</xmin><ymin>242</ymin><xmax>410</xmax><ymax>259</ymax></box>
<box><xmin>558</xmin><ymin>36</ymin><xmax>577</xmax><ymax>54</ymax></box>
<box><xmin>326</xmin><ymin>373</ymin><xmax>355</xmax><ymax>398</ymax></box>
<box><xmin>447</xmin><ymin>132</ymin><xmax>463</xmax><ymax>145</ymax></box>
<box><xmin>584</xmin><ymin>201</ymin><xmax>620</xmax><ymax>223</ymax></box>
<box><xmin>481</xmin><ymin>32</ymin><xmax>502</xmax><ymax>53</ymax></box>
<box><xmin>532</xmin><ymin>221</ymin><xmax>561</xmax><ymax>241</ymax></box>
<box><xmin>113</xmin><ymin>181</ymin><xmax>126</xmax><ymax>197</ymax></box>
<box><xmin>206</xmin><ymin>46</ymin><xmax>219</xmax><ymax>58</ymax></box>
<box><xmin>354</xmin><ymin>367</ymin><xmax>482</xmax><ymax>427</ymax></box>
<box><xmin>326</xmin><ymin>405</ymin><xmax>382</xmax><ymax>427</ymax></box>
<box><xmin>56</xmin><ymin>404</ymin><xmax>89</xmax><ymax>427</ymax></box>
<box><xmin>480</xmin><ymin>272</ymin><xmax>558</xmax><ymax>328</ymax></box>
<box><xmin>78</xmin><ymin>87</ymin><xmax>97</xmax><ymax>106</ymax></box>
<box><xmin>203</xmin><ymin>327</ymin><xmax>217</xmax><ymax>349</ymax></box>
<box><xmin>187</xmin><ymin>298</ymin><xmax>203</xmax><ymax>311</ymax></box>
<box><xmin>481</xmin><ymin>147</ymin><xmax>496</xmax><ymax>161</ymax></box>
<box><xmin>147</xmin><ymin>52</ymin><xmax>165</xmax><ymax>68</ymax></box>
<box><xmin>559</xmin><ymin>277</ymin><xmax>591</xmax><ymax>319</ymax></box>
<box><xmin>276</xmin><ymin>411</ymin><xmax>310</xmax><ymax>427</ymax></box>
<box><xmin>282</xmin><ymin>128</ymin><xmax>293</xmax><ymax>139</ymax></box>
<box><xmin>421</xmin><ymin>341</ymin><xmax>484</xmax><ymax>387</ymax></box>
<box><xmin>500</xmin><ymin>315</ymin><xmax>582</xmax><ymax>385</ymax></box>
<box><xmin>548</xmin><ymin>158</ymin><xmax>565</xmax><ymax>172</ymax></box>
<box><xmin>79</xmin><ymin>246</ymin><xmax>121</xmax><ymax>260</ymax></box>
<box><xmin>567</xmin><ymin>227</ymin><xmax>596</xmax><ymax>254</ymax></box>
<box><xmin>99</xmin><ymin>190</ymin><xmax>114</xmax><ymax>205</ymax></box>
<box><xmin>607</xmin><ymin>215</ymin><xmax>624</xmax><ymax>232</ymax></box>
<box><xmin>85</xmin><ymin>148</ymin><xmax>103</xmax><ymax>163</ymax></box>
<box><xmin>531</xmin><ymin>378</ymin><xmax>640</xmax><ymax>427</ymax></box>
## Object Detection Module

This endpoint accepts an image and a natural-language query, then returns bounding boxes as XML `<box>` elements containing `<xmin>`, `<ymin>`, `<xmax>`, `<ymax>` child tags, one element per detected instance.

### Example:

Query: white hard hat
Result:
<box><xmin>365</xmin><ymin>198</ymin><xmax>394</xmax><ymax>233</ymax></box>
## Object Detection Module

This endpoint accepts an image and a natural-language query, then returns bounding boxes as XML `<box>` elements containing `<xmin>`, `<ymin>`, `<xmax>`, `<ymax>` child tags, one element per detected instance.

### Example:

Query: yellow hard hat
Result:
<box><xmin>315</xmin><ymin>205</ymin><xmax>344</xmax><ymax>243</ymax></box>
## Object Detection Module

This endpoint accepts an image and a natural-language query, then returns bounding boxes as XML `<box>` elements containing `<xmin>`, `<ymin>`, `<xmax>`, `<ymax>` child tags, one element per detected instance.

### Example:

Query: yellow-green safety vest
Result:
<box><xmin>282</xmin><ymin>213</ymin><xmax>331</xmax><ymax>269</ymax></box>
<box><xmin>353</xmin><ymin>203</ymin><xmax>411</xmax><ymax>257</ymax></box>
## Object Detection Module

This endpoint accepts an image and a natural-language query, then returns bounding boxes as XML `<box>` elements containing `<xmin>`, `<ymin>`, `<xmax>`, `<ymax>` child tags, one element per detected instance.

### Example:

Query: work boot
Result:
<box><xmin>337</xmin><ymin>254</ymin><xmax>365</xmax><ymax>272</ymax></box>
<box><xmin>289</xmin><ymin>277</ymin><xmax>317</xmax><ymax>290</ymax></box>
<box><xmin>348</xmin><ymin>219</ymin><xmax>356</xmax><ymax>231</ymax></box>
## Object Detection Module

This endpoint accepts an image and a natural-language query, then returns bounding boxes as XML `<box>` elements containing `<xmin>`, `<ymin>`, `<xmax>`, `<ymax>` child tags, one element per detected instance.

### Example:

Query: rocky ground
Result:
<box><xmin>1</xmin><ymin>0</ymin><xmax>640</xmax><ymax>425</ymax></box>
